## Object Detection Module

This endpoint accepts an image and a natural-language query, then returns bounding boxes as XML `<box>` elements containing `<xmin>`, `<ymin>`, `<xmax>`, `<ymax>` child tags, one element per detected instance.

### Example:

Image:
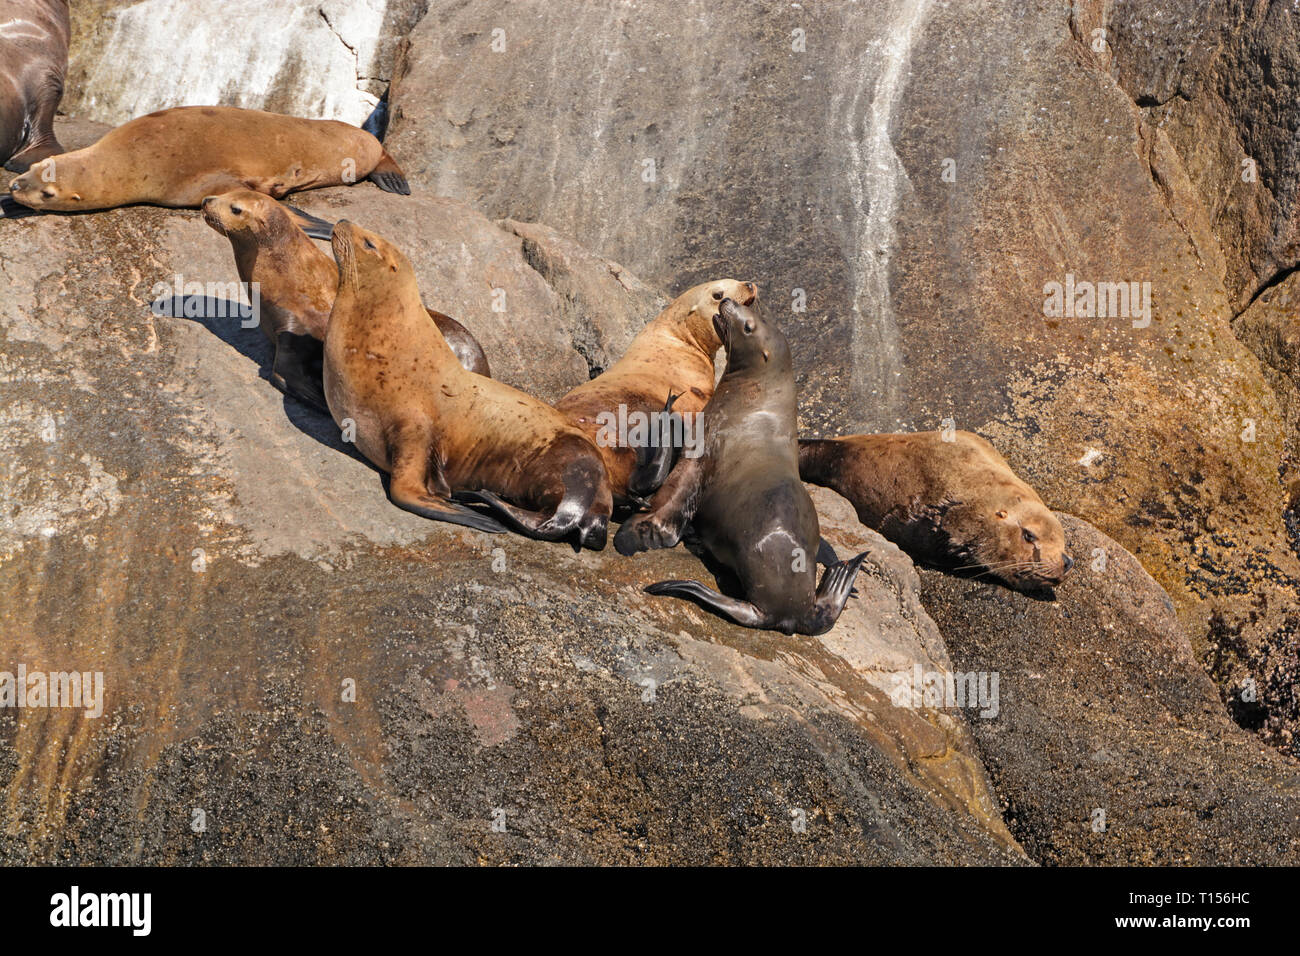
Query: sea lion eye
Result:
<box><xmin>364</xmin><ymin>239</ymin><xmax>376</xmax><ymax>250</ymax></box>
<box><xmin>744</xmin><ymin>320</ymin><xmax>755</xmax><ymax>333</ymax></box>
<box><xmin>1022</xmin><ymin>529</ymin><xmax>1038</xmax><ymax>544</ymax></box>
<box><xmin>230</xmin><ymin>204</ymin><xmax>243</xmax><ymax>215</ymax></box>
<box><xmin>712</xmin><ymin>290</ymin><xmax>724</xmax><ymax>300</ymax></box>
<box><xmin>41</xmin><ymin>188</ymin><xmax>55</xmax><ymax>198</ymax></box>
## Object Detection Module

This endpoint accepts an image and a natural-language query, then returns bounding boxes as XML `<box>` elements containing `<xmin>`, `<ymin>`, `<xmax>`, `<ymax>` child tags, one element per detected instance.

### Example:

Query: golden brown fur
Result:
<box><xmin>323</xmin><ymin>221</ymin><xmax>611</xmax><ymax>548</ymax></box>
<box><xmin>798</xmin><ymin>431</ymin><xmax>1073</xmax><ymax>590</ymax></box>
<box><xmin>201</xmin><ymin>190</ymin><xmax>489</xmax><ymax>378</ymax></box>
<box><xmin>8</xmin><ymin>105</ymin><xmax>408</xmax><ymax>211</ymax></box>
<box><xmin>554</xmin><ymin>278</ymin><xmax>757</xmax><ymax>496</ymax></box>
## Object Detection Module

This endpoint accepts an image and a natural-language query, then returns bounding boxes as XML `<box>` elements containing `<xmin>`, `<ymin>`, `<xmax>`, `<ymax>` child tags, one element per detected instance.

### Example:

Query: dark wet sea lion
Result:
<box><xmin>201</xmin><ymin>190</ymin><xmax>489</xmax><ymax>412</ymax></box>
<box><xmin>553</xmin><ymin>278</ymin><xmax>758</xmax><ymax>505</ymax></box>
<box><xmin>615</xmin><ymin>298</ymin><xmax>867</xmax><ymax>635</ymax></box>
<box><xmin>7</xmin><ymin>104</ymin><xmax>411</xmax><ymax>212</ymax></box>
<box><xmin>0</xmin><ymin>0</ymin><xmax>68</xmax><ymax>173</ymax></box>
<box><xmin>323</xmin><ymin>220</ymin><xmax>611</xmax><ymax>548</ymax></box>
<box><xmin>798</xmin><ymin>431</ymin><xmax>1073</xmax><ymax>591</ymax></box>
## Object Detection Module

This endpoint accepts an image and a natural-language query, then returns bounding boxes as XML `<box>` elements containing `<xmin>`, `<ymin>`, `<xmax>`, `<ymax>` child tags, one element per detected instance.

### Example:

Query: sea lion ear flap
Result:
<box><xmin>995</xmin><ymin>509</ymin><xmax>1008</xmax><ymax>520</ymax></box>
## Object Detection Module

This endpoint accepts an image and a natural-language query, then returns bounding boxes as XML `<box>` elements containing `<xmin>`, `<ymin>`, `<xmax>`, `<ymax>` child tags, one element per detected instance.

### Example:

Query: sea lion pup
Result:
<box><xmin>615</xmin><ymin>298</ymin><xmax>868</xmax><ymax>636</ymax></box>
<box><xmin>6</xmin><ymin>104</ymin><xmax>411</xmax><ymax>213</ymax></box>
<box><xmin>324</xmin><ymin>220</ymin><xmax>611</xmax><ymax>548</ymax></box>
<box><xmin>553</xmin><ymin>278</ymin><xmax>758</xmax><ymax>505</ymax></box>
<box><xmin>0</xmin><ymin>0</ymin><xmax>68</xmax><ymax>174</ymax></box>
<box><xmin>201</xmin><ymin>190</ymin><xmax>489</xmax><ymax>412</ymax></box>
<box><xmin>797</xmin><ymin>431</ymin><xmax>1074</xmax><ymax>591</ymax></box>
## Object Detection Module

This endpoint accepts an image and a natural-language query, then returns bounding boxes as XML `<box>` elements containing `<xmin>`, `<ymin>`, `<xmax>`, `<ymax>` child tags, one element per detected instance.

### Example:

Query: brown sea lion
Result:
<box><xmin>0</xmin><ymin>0</ymin><xmax>67</xmax><ymax>175</ymax></box>
<box><xmin>200</xmin><ymin>190</ymin><xmax>489</xmax><ymax>412</ymax></box>
<box><xmin>324</xmin><ymin>220</ymin><xmax>611</xmax><ymax>548</ymax></box>
<box><xmin>615</xmin><ymin>298</ymin><xmax>867</xmax><ymax>635</ymax></box>
<box><xmin>553</xmin><ymin>278</ymin><xmax>758</xmax><ymax>504</ymax></box>
<box><xmin>798</xmin><ymin>431</ymin><xmax>1073</xmax><ymax>591</ymax></box>
<box><xmin>6</xmin><ymin>104</ymin><xmax>410</xmax><ymax>212</ymax></box>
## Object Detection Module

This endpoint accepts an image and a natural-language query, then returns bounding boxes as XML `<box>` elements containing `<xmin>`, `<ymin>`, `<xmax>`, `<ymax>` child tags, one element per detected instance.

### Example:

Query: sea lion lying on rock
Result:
<box><xmin>798</xmin><ymin>431</ymin><xmax>1073</xmax><ymax>591</ymax></box>
<box><xmin>6</xmin><ymin>104</ymin><xmax>410</xmax><ymax>215</ymax></box>
<box><xmin>553</xmin><ymin>278</ymin><xmax>758</xmax><ymax>506</ymax></box>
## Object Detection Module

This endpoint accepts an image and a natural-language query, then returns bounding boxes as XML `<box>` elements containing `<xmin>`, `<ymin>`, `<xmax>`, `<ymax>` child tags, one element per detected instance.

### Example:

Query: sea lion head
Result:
<box><xmin>670</xmin><ymin>278</ymin><xmax>758</xmax><ymax>349</ymax></box>
<box><xmin>330</xmin><ymin>219</ymin><xmax>407</xmax><ymax>291</ymax></box>
<box><xmin>201</xmin><ymin>190</ymin><xmax>281</xmax><ymax>239</ymax></box>
<box><xmin>960</xmin><ymin>491</ymin><xmax>1072</xmax><ymax>590</ymax></box>
<box><xmin>7</xmin><ymin>158</ymin><xmax>84</xmax><ymax>210</ymax></box>
<box><xmin>715</xmin><ymin>297</ymin><xmax>791</xmax><ymax>375</ymax></box>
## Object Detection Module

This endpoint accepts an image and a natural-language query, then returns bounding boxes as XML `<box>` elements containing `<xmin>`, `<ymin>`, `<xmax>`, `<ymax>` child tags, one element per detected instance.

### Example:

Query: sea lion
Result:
<box><xmin>615</xmin><ymin>298</ymin><xmax>867</xmax><ymax>635</ymax></box>
<box><xmin>324</xmin><ymin>220</ymin><xmax>611</xmax><ymax>548</ymax></box>
<box><xmin>6</xmin><ymin>104</ymin><xmax>411</xmax><ymax>213</ymax></box>
<box><xmin>0</xmin><ymin>0</ymin><xmax>68</xmax><ymax>173</ymax></box>
<box><xmin>200</xmin><ymin>190</ymin><xmax>489</xmax><ymax>412</ymax></box>
<box><xmin>797</xmin><ymin>431</ymin><xmax>1073</xmax><ymax>591</ymax></box>
<box><xmin>553</xmin><ymin>278</ymin><xmax>758</xmax><ymax>504</ymax></box>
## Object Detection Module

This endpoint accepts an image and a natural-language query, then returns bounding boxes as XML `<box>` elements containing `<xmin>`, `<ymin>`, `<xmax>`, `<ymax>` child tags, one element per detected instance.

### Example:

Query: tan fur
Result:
<box><xmin>323</xmin><ymin>221</ymin><xmax>611</xmax><ymax>534</ymax></box>
<box><xmin>799</xmin><ymin>431</ymin><xmax>1072</xmax><ymax>590</ymax></box>
<box><xmin>201</xmin><ymin>189</ymin><xmax>488</xmax><ymax>375</ymax></box>
<box><xmin>8</xmin><ymin>105</ymin><xmax>400</xmax><ymax>210</ymax></box>
<box><xmin>554</xmin><ymin>278</ymin><xmax>757</xmax><ymax>493</ymax></box>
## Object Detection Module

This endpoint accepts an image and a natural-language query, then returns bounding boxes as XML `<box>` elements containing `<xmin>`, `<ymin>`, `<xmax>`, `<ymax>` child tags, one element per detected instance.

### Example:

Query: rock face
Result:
<box><xmin>5</xmin><ymin>1</ymin><xmax>1300</xmax><ymax>864</ymax></box>
<box><xmin>0</xmin><ymin>120</ymin><xmax>1022</xmax><ymax>864</ymax></box>
<box><xmin>918</xmin><ymin>514</ymin><xmax>1300</xmax><ymax>865</ymax></box>
<box><xmin>384</xmin><ymin>0</ymin><xmax>1300</xmax><ymax>755</ymax></box>
<box><xmin>64</xmin><ymin>0</ymin><xmax>429</xmax><ymax>126</ymax></box>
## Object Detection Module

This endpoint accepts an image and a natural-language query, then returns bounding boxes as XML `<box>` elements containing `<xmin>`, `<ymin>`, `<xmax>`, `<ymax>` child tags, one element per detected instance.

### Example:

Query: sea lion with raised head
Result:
<box><xmin>201</xmin><ymin>190</ymin><xmax>489</xmax><ymax>412</ymax></box>
<box><xmin>797</xmin><ymin>431</ymin><xmax>1073</xmax><ymax>591</ymax></box>
<box><xmin>615</xmin><ymin>298</ymin><xmax>867</xmax><ymax>635</ymax></box>
<box><xmin>7</xmin><ymin>104</ymin><xmax>410</xmax><ymax>213</ymax></box>
<box><xmin>553</xmin><ymin>278</ymin><xmax>758</xmax><ymax>505</ymax></box>
<box><xmin>0</xmin><ymin>0</ymin><xmax>68</xmax><ymax>174</ymax></box>
<box><xmin>324</xmin><ymin>220</ymin><xmax>611</xmax><ymax>548</ymax></box>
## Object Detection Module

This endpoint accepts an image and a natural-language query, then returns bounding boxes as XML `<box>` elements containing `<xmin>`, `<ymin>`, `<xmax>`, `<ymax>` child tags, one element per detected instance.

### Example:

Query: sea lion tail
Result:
<box><xmin>361</xmin><ymin>89</ymin><xmax>390</xmax><ymax>142</ymax></box>
<box><xmin>805</xmin><ymin>549</ymin><xmax>870</xmax><ymax>635</ymax></box>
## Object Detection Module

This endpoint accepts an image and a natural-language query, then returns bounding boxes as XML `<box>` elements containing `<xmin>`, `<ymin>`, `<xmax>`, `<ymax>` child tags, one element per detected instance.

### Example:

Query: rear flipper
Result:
<box><xmin>270</xmin><ymin>331</ymin><xmax>329</xmax><ymax>414</ymax></box>
<box><xmin>627</xmin><ymin>391</ymin><xmax>681</xmax><ymax>501</ymax></box>
<box><xmin>369</xmin><ymin>150</ymin><xmax>411</xmax><ymax>195</ymax></box>
<box><xmin>643</xmin><ymin>580</ymin><xmax>767</xmax><ymax>630</ymax></box>
<box><xmin>0</xmin><ymin>195</ymin><xmax>38</xmax><ymax>218</ymax></box>
<box><xmin>803</xmin><ymin>550</ymin><xmax>870</xmax><ymax>635</ymax></box>
<box><xmin>451</xmin><ymin>456</ymin><xmax>608</xmax><ymax>550</ymax></box>
<box><xmin>282</xmin><ymin>204</ymin><xmax>335</xmax><ymax>240</ymax></box>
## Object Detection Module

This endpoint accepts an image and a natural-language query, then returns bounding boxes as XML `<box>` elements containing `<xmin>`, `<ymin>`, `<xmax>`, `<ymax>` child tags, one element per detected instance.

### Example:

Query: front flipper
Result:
<box><xmin>614</xmin><ymin>455</ymin><xmax>704</xmax><ymax>556</ymax></box>
<box><xmin>387</xmin><ymin>424</ymin><xmax>508</xmax><ymax>534</ymax></box>
<box><xmin>643</xmin><ymin>580</ymin><xmax>767</xmax><ymax>629</ymax></box>
<box><xmin>271</xmin><ymin>331</ymin><xmax>329</xmax><ymax>413</ymax></box>
<box><xmin>282</xmin><ymin>203</ymin><xmax>335</xmax><ymax>240</ymax></box>
<box><xmin>627</xmin><ymin>390</ymin><xmax>681</xmax><ymax>500</ymax></box>
<box><xmin>0</xmin><ymin>195</ymin><xmax>38</xmax><ymax>218</ymax></box>
<box><xmin>4</xmin><ymin>140</ymin><xmax>62</xmax><ymax>175</ymax></box>
<box><xmin>803</xmin><ymin>550</ymin><xmax>870</xmax><ymax>635</ymax></box>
